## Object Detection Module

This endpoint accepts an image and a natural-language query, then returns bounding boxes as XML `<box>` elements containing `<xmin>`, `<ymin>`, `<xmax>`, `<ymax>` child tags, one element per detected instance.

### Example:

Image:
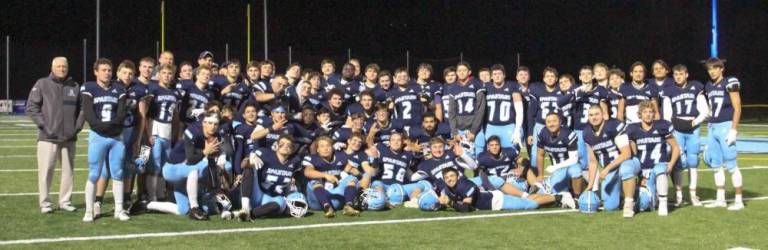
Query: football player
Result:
<box><xmin>477</xmin><ymin>64</ymin><xmax>524</xmax><ymax>153</ymax></box>
<box><xmin>607</xmin><ymin>69</ymin><xmax>626</xmax><ymax>120</ymax></box>
<box><xmin>535</xmin><ymin>113</ymin><xmax>583</xmax><ymax>196</ymax></box>
<box><xmin>144</xmin><ymin>64</ymin><xmax>181</xmax><ymax>202</ymax></box>
<box><xmin>81</xmin><ymin>58</ymin><xmax>129</xmax><ymax>222</ymax></box>
<box><xmin>445</xmin><ymin>62</ymin><xmax>486</xmax><ymax>156</ymax></box>
<box><xmin>573</xmin><ymin>66</ymin><xmax>610</xmax><ymax>172</ymax></box>
<box><xmin>527</xmin><ymin>67</ymin><xmax>571</xmax><ymax>169</ymax></box>
<box><xmin>620</xmin><ymin>62</ymin><xmax>659</xmax><ymax>124</ymax></box>
<box><xmin>703</xmin><ymin>58</ymin><xmax>744</xmax><ymax>210</ymax></box>
<box><xmin>583</xmin><ymin>105</ymin><xmax>640</xmax><ymax>218</ymax></box>
<box><xmin>627</xmin><ymin>101</ymin><xmax>680</xmax><ymax>216</ymax></box>
<box><xmin>303</xmin><ymin>136</ymin><xmax>362</xmax><ymax>217</ymax></box>
<box><xmin>661</xmin><ymin>64</ymin><xmax>709</xmax><ymax>206</ymax></box>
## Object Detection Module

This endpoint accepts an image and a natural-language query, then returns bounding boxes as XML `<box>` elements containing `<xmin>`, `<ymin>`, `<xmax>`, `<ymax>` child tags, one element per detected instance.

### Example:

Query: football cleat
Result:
<box><xmin>93</xmin><ymin>202</ymin><xmax>102</xmax><ymax>218</ymax></box>
<box><xmin>129</xmin><ymin>200</ymin><xmax>148</xmax><ymax>215</ymax></box>
<box><xmin>82</xmin><ymin>211</ymin><xmax>94</xmax><ymax>222</ymax></box>
<box><xmin>220</xmin><ymin>210</ymin><xmax>234</xmax><ymax>220</ymax></box>
<box><xmin>41</xmin><ymin>206</ymin><xmax>53</xmax><ymax>214</ymax></box>
<box><xmin>323</xmin><ymin>204</ymin><xmax>335</xmax><ymax>218</ymax></box>
<box><xmin>658</xmin><ymin>201</ymin><xmax>668</xmax><ymax>216</ymax></box>
<box><xmin>188</xmin><ymin>207</ymin><xmax>209</xmax><ymax>221</ymax></box>
<box><xmin>343</xmin><ymin>204</ymin><xmax>361</xmax><ymax>216</ymax></box>
<box><xmin>727</xmin><ymin>202</ymin><xmax>744</xmax><ymax>211</ymax></box>
<box><xmin>59</xmin><ymin>204</ymin><xmax>77</xmax><ymax>212</ymax></box>
<box><xmin>558</xmin><ymin>192</ymin><xmax>576</xmax><ymax>210</ymax></box>
<box><xmin>114</xmin><ymin>210</ymin><xmax>131</xmax><ymax>221</ymax></box>
<box><xmin>705</xmin><ymin>200</ymin><xmax>727</xmax><ymax>208</ymax></box>
<box><xmin>403</xmin><ymin>199</ymin><xmax>419</xmax><ymax>208</ymax></box>
<box><xmin>690</xmin><ymin>196</ymin><xmax>702</xmax><ymax>207</ymax></box>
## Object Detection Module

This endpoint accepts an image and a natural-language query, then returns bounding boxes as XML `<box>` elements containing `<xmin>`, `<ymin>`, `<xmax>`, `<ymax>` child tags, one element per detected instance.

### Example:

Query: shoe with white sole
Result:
<box><xmin>403</xmin><ymin>199</ymin><xmax>419</xmax><ymax>208</ymax></box>
<box><xmin>114</xmin><ymin>210</ymin><xmax>130</xmax><ymax>221</ymax></box>
<box><xmin>558</xmin><ymin>192</ymin><xmax>576</xmax><ymax>209</ymax></box>
<box><xmin>727</xmin><ymin>202</ymin><xmax>744</xmax><ymax>211</ymax></box>
<box><xmin>82</xmin><ymin>211</ymin><xmax>94</xmax><ymax>222</ymax></box>
<box><xmin>93</xmin><ymin>202</ymin><xmax>102</xmax><ymax>218</ymax></box>
<box><xmin>705</xmin><ymin>200</ymin><xmax>727</xmax><ymax>208</ymax></box>
<box><xmin>623</xmin><ymin>201</ymin><xmax>635</xmax><ymax>218</ymax></box>
<box><xmin>690</xmin><ymin>196</ymin><xmax>702</xmax><ymax>207</ymax></box>
<box><xmin>59</xmin><ymin>204</ymin><xmax>77</xmax><ymax>212</ymax></box>
<box><xmin>41</xmin><ymin>207</ymin><xmax>54</xmax><ymax>214</ymax></box>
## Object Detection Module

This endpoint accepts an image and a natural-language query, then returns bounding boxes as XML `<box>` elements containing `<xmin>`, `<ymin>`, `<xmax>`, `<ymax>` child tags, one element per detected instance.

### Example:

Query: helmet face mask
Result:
<box><xmin>287</xmin><ymin>192</ymin><xmax>308</xmax><ymax>218</ymax></box>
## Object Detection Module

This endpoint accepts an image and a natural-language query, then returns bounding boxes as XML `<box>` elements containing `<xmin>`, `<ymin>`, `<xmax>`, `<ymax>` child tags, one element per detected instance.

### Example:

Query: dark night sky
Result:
<box><xmin>2</xmin><ymin>0</ymin><xmax>767</xmax><ymax>103</ymax></box>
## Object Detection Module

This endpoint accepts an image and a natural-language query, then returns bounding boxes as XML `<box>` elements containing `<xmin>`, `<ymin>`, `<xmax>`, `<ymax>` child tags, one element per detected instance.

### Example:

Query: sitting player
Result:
<box><xmin>236</xmin><ymin>135</ymin><xmax>302</xmax><ymax>221</ymax></box>
<box><xmin>627</xmin><ymin>101</ymin><xmax>680</xmax><ymax>216</ymax></box>
<box><xmin>366</xmin><ymin>132</ymin><xmax>430</xmax><ymax>207</ymax></box>
<box><xmin>303</xmin><ymin>136</ymin><xmax>362</xmax><ymax>217</ymax></box>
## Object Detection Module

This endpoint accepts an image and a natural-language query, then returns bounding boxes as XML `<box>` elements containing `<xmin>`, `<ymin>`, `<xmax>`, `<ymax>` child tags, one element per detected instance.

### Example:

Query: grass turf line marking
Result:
<box><xmin>1</xmin><ymin>196</ymin><xmax>767</xmax><ymax>246</ymax></box>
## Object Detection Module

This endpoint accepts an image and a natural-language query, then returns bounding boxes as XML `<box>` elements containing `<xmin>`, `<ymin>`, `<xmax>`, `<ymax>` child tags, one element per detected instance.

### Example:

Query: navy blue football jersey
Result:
<box><xmin>388</xmin><ymin>85</ymin><xmax>425</xmax><ymax>125</ymax></box>
<box><xmin>220</xmin><ymin>82</ymin><xmax>252</xmax><ymax>111</ymax></box>
<box><xmin>435</xmin><ymin>176</ymin><xmax>492</xmax><ymax>210</ymax></box>
<box><xmin>477</xmin><ymin>148</ymin><xmax>519</xmax><ymax>177</ymax></box>
<box><xmin>147</xmin><ymin>82</ymin><xmax>180</xmax><ymax>123</ymax></box>
<box><xmin>233</xmin><ymin>122</ymin><xmax>259</xmax><ymax>174</ymax></box>
<box><xmin>619</xmin><ymin>82</ymin><xmax>659</xmax><ymax>123</ymax></box>
<box><xmin>364</xmin><ymin>120</ymin><xmax>405</xmax><ymax>147</ymax></box>
<box><xmin>180</xmin><ymin>82</ymin><xmax>215</xmax><ymax>125</ymax></box>
<box><xmin>536</xmin><ymin>128</ymin><xmax>578</xmax><ymax>165</ymax></box>
<box><xmin>80</xmin><ymin>81</ymin><xmax>126</xmax><ymax>123</ymax></box>
<box><xmin>255</xmin><ymin>148</ymin><xmax>301</xmax><ymax>196</ymax></box>
<box><xmin>626</xmin><ymin>120</ymin><xmax>674</xmax><ymax>169</ymax></box>
<box><xmin>663</xmin><ymin>81</ymin><xmax>704</xmax><ymax>120</ymax></box>
<box><xmin>573</xmin><ymin>85</ymin><xmax>609</xmax><ymax>130</ymax></box>
<box><xmin>583</xmin><ymin>119</ymin><xmax>627</xmax><ymax>167</ymax></box>
<box><xmin>606</xmin><ymin>89</ymin><xmax>624</xmax><ymax>120</ymax></box>
<box><xmin>416</xmin><ymin>151</ymin><xmax>461</xmax><ymax>183</ymax></box>
<box><xmin>302</xmin><ymin>152</ymin><xmax>349</xmax><ymax>181</ymax></box>
<box><xmin>372</xmin><ymin>144</ymin><xmax>414</xmax><ymax>185</ymax></box>
<box><xmin>528</xmin><ymin>83</ymin><xmax>572</xmax><ymax>125</ymax></box>
<box><xmin>705</xmin><ymin>76</ymin><xmax>741</xmax><ymax>123</ymax></box>
<box><xmin>167</xmin><ymin>123</ymin><xmax>226</xmax><ymax>164</ymax></box>
<box><xmin>415</xmin><ymin>81</ymin><xmax>443</xmax><ymax>101</ymax></box>
<box><xmin>256</xmin><ymin>117</ymin><xmax>312</xmax><ymax>148</ymax></box>
<box><xmin>123</xmin><ymin>81</ymin><xmax>148</xmax><ymax>127</ymax></box>
<box><xmin>485</xmin><ymin>81</ymin><xmax>520</xmax><ymax>126</ymax></box>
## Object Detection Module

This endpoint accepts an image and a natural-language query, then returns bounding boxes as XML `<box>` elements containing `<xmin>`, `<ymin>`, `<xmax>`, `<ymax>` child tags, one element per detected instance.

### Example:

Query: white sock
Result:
<box><xmin>735</xmin><ymin>194</ymin><xmax>743</xmax><ymax>204</ymax></box>
<box><xmin>241</xmin><ymin>197</ymin><xmax>251</xmax><ymax>211</ymax></box>
<box><xmin>714</xmin><ymin>168</ymin><xmax>726</xmax><ymax>187</ymax></box>
<box><xmin>690</xmin><ymin>190</ymin><xmax>697</xmax><ymax>199</ymax></box>
<box><xmin>731</xmin><ymin>168</ymin><xmax>743</xmax><ymax>188</ymax></box>
<box><xmin>716</xmin><ymin>189</ymin><xmax>726</xmax><ymax>202</ymax></box>
<box><xmin>147</xmin><ymin>201</ymin><xmax>180</xmax><ymax>215</ymax></box>
<box><xmin>625</xmin><ymin>197</ymin><xmax>634</xmax><ymax>203</ymax></box>
<box><xmin>689</xmin><ymin>168</ymin><xmax>698</xmax><ymax>190</ymax></box>
<box><xmin>85</xmin><ymin>181</ymin><xmax>95</xmax><ymax>213</ymax></box>
<box><xmin>187</xmin><ymin>171</ymin><xmax>199</xmax><ymax>208</ymax></box>
<box><xmin>113</xmin><ymin>180</ymin><xmax>124</xmax><ymax>213</ymax></box>
<box><xmin>656</xmin><ymin>174</ymin><xmax>668</xmax><ymax>197</ymax></box>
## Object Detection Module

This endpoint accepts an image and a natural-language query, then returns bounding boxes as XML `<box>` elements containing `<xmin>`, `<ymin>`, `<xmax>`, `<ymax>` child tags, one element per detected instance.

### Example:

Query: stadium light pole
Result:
<box><xmin>247</xmin><ymin>2</ymin><xmax>251</xmax><ymax>63</ymax></box>
<box><xmin>161</xmin><ymin>0</ymin><xmax>166</xmax><ymax>52</ymax></box>
<box><xmin>95</xmin><ymin>0</ymin><xmax>100</xmax><ymax>60</ymax></box>
<box><xmin>225</xmin><ymin>43</ymin><xmax>229</xmax><ymax>62</ymax></box>
<box><xmin>710</xmin><ymin>0</ymin><xmax>718</xmax><ymax>58</ymax></box>
<box><xmin>263</xmin><ymin>0</ymin><xmax>268</xmax><ymax>60</ymax></box>
<box><xmin>5</xmin><ymin>36</ymin><xmax>9</xmax><ymax>100</ymax></box>
<box><xmin>83</xmin><ymin>39</ymin><xmax>87</xmax><ymax>83</ymax></box>
<box><xmin>288</xmin><ymin>46</ymin><xmax>292</xmax><ymax>65</ymax></box>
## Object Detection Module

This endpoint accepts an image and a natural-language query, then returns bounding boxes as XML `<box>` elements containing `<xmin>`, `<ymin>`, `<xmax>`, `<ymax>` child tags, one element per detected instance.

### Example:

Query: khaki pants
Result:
<box><xmin>37</xmin><ymin>141</ymin><xmax>75</xmax><ymax>208</ymax></box>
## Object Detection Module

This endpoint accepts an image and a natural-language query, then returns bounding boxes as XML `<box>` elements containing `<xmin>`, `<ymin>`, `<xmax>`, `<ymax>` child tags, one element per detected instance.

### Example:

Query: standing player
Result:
<box><xmin>81</xmin><ymin>58</ymin><xmax>129</xmax><ymax>222</ymax></box>
<box><xmin>535</xmin><ymin>113</ymin><xmax>582</xmax><ymax>196</ymax></box>
<box><xmin>607</xmin><ymin>69</ymin><xmax>626</xmax><ymax>120</ymax></box>
<box><xmin>662</xmin><ymin>64</ymin><xmax>709</xmax><ymax>206</ymax></box>
<box><xmin>445</xmin><ymin>62</ymin><xmax>486</xmax><ymax>156</ymax></box>
<box><xmin>593</xmin><ymin>63</ymin><xmax>610</xmax><ymax>88</ymax></box>
<box><xmin>478</xmin><ymin>64</ymin><xmax>523</xmax><ymax>153</ymax></box>
<box><xmin>583</xmin><ymin>105</ymin><xmax>640</xmax><ymax>218</ymax></box>
<box><xmin>527</xmin><ymin>67</ymin><xmax>571</xmax><ymax>168</ymax></box>
<box><xmin>180</xmin><ymin>66</ymin><xmax>215</xmax><ymax>126</ymax></box>
<box><xmin>145</xmin><ymin>64</ymin><xmax>181</xmax><ymax>202</ymax></box>
<box><xmin>703</xmin><ymin>58</ymin><xmax>744</xmax><ymax>210</ymax></box>
<box><xmin>515</xmin><ymin>66</ymin><xmax>534</xmax><ymax>157</ymax></box>
<box><xmin>573</xmin><ymin>66</ymin><xmax>609</xmax><ymax>172</ymax></box>
<box><xmin>620</xmin><ymin>62</ymin><xmax>659</xmax><ymax>124</ymax></box>
<box><xmin>388</xmin><ymin>68</ymin><xmax>424</xmax><ymax>129</ymax></box>
<box><xmin>627</xmin><ymin>101</ymin><xmax>680</xmax><ymax>216</ymax></box>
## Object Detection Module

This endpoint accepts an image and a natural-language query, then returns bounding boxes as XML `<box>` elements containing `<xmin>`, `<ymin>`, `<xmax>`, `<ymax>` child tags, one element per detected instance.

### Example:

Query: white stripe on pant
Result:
<box><xmin>37</xmin><ymin>140</ymin><xmax>75</xmax><ymax>208</ymax></box>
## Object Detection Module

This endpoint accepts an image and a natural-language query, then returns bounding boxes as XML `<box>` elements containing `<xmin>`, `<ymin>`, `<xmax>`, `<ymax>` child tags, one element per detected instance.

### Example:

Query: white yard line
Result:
<box><xmin>1</xmin><ymin>196</ymin><xmax>766</xmax><ymax>246</ymax></box>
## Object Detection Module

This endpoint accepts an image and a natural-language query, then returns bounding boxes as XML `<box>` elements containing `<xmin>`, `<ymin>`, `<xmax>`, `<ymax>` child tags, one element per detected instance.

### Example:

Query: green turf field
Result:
<box><xmin>0</xmin><ymin>115</ymin><xmax>767</xmax><ymax>249</ymax></box>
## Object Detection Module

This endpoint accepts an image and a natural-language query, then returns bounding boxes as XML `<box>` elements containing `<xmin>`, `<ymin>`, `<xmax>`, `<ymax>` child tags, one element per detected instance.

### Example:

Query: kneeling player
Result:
<box><xmin>583</xmin><ymin>105</ymin><xmax>640</xmax><ymax>218</ymax></box>
<box><xmin>627</xmin><ymin>101</ymin><xmax>680</xmax><ymax>216</ymax></box>
<box><xmin>236</xmin><ymin>135</ymin><xmax>302</xmax><ymax>221</ymax></box>
<box><xmin>535</xmin><ymin>113</ymin><xmax>583</xmax><ymax>196</ymax></box>
<box><xmin>144</xmin><ymin>111</ymin><xmax>231</xmax><ymax>220</ymax></box>
<box><xmin>303</xmin><ymin>136</ymin><xmax>362</xmax><ymax>217</ymax></box>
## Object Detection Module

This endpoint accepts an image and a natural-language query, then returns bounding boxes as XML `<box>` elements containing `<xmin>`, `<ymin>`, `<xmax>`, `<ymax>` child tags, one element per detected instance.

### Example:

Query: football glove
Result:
<box><xmin>726</xmin><ymin>129</ymin><xmax>738</xmax><ymax>145</ymax></box>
